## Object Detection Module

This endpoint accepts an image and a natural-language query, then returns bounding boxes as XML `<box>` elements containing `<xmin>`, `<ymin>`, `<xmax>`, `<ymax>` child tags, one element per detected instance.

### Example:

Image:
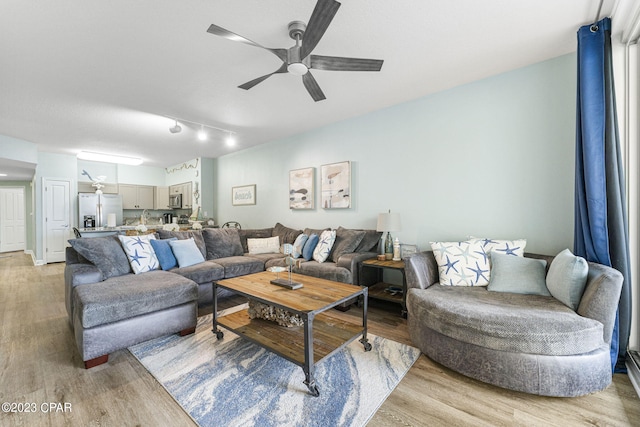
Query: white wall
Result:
<box><xmin>215</xmin><ymin>53</ymin><xmax>576</xmax><ymax>255</ymax></box>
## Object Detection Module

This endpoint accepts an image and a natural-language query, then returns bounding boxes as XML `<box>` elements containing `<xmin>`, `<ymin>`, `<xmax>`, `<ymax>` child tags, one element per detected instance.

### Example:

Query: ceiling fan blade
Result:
<box><xmin>299</xmin><ymin>0</ymin><xmax>341</xmax><ymax>59</ymax></box>
<box><xmin>207</xmin><ymin>24</ymin><xmax>287</xmax><ymax>62</ymax></box>
<box><xmin>238</xmin><ymin>63</ymin><xmax>288</xmax><ymax>90</ymax></box>
<box><xmin>310</xmin><ymin>55</ymin><xmax>383</xmax><ymax>72</ymax></box>
<box><xmin>302</xmin><ymin>71</ymin><xmax>326</xmax><ymax>102</ymax></box>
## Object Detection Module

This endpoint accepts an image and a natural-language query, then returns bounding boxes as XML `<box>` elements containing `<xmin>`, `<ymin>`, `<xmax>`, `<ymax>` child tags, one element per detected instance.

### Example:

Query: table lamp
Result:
<box><xmin>376</xmin><ymin>210</ymin><xmax>401</xmax><ymax>260</ymax></box>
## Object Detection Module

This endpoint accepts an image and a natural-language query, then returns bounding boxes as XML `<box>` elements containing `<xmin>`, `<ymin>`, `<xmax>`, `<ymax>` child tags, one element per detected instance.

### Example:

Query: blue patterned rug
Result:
<box><xmin>129</xmin><ymin>306</ymin><xmax>420</xmax><ymax>427</ymax></box>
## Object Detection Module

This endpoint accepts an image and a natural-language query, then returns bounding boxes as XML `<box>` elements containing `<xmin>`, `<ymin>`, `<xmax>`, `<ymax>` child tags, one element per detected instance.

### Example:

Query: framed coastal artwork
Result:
<box><xmin>289</xmin><ymin>167</ymin><xmax>314</xmax><ymax>209</ymax></box>
<box><xmin>320</xmin><ymin>161</ymin><xmax>351</xmax><ymax>209</ymax></box>
<box><xmin>232</xmin><ymin>184</ymin><xmax>256</xmax><ymax>206</ymax></box>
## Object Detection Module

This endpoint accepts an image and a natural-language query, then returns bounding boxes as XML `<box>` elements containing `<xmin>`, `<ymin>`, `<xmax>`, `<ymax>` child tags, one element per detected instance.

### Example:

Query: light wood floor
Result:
<box><xmin>0</xmin><ymin>251</ymin><xmax>638</xmax><ymax>426</ymax></box>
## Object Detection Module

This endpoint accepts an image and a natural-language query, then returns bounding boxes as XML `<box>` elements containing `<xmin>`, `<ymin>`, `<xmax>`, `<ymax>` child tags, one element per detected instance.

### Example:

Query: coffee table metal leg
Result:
<box><xmin>302</xmin><ymin>313</ymin><xmax>319</xmax><ymax>397</ymax></box>
<box><xmin>360</xmin><ymin>287</ymin><xmax>372</xmax><ymax>351</ymax></box>
<box><xmin>211</xmin><ymin>283</ymin><xmax>224</xmax><ymax>340</ymax></box>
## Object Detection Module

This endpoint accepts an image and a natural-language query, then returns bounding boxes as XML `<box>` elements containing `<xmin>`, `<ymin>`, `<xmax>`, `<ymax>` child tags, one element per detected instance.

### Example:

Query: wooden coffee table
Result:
<box><xmin>212</xmin><ymin>271</ymin><xmax>371</xmax><ymax>396</ymax></box>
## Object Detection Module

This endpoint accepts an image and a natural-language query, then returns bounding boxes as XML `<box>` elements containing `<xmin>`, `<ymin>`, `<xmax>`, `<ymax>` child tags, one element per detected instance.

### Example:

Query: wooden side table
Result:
<box><xmin>359</xmin><ymin>258</ymin><xmax>407</xmax><ymax>317</ymax></box>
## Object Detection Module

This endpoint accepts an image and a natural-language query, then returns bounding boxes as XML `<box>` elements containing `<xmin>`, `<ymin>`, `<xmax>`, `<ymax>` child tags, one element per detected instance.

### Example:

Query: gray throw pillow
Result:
<box><xmin>202</xmin><ymin>228</ymin><xmax>244</xmax><ymax>259</ymax></box>
<box><xmin>546</xmin><ymin>249</ymin><xmax>589</xmax><ymax>310</ymax></box>
<box><xmin>488</xmin><ymin>252</ymin><xmax>550</xmax><ymax>296</ymax></box>
<box><xmin>69</xmin><ymin>235</ymin><xmax>131</xmax><ymax>280</ymax></box>
<box><xmin>330</xmin><ymin>227</ymin><xmax>366</xmax><ymax>262</ymax></box>
<box><xmin>157</xmin><ymin>229</ymin><xmax>207</xmax><ymax>259</ymax></box>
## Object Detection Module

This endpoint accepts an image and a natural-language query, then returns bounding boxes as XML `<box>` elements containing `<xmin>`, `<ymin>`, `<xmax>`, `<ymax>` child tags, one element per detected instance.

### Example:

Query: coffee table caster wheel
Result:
<box><xmin>363</xmin><ymin>341</ymin><xmax>372</xmax><ymax>352</ymax></box>
<box><xmin>308</xmin><ymin>384</ymin><xmax>320</xmax><ymax>397</ymax></box>
<box><xmin>215</xmin><ymin>331</ymin><xmax>224</xmax><ymax>340</ymax></box>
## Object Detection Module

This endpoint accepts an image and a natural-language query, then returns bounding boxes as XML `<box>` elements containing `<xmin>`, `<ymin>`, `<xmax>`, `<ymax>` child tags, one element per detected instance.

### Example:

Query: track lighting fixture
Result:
<box><xmin>166</xmin><ymin>116</ymin><xmax>235</xmax><ymax>145</ymax></box>
<box><xmin>169</xmin><ymin>120</ymin><xmax>182</xmax><ymax>134</ymax></box>
<box><xmin>197</xmin><ymin>125</ymin><xmax>208</xmax><ymax>141</ymax></box>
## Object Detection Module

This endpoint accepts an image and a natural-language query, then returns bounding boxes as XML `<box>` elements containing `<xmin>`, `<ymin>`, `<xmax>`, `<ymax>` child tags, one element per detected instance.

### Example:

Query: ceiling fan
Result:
<box><xmin>206</xmin><ymin>0</ymin><xmax>383</xmax><ymax>102</ymax></box>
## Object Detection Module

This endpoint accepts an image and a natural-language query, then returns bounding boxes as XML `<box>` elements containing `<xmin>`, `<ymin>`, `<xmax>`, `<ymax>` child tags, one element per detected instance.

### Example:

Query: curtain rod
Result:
<box><xmin>591</xmin><ymin>0</ymin><xmax>605</xmax><ymax>32</ymax></box>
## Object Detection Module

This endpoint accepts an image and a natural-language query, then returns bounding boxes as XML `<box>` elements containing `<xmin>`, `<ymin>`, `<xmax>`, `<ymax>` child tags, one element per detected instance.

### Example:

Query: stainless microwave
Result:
<box><xmin>169</xmin><ymin>193</ymin><xmax>182</xmax><ymax>209</ymax></box>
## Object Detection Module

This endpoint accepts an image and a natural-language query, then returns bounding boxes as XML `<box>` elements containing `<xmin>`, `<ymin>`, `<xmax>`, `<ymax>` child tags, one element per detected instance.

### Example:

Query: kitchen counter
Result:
<box><xmin>76</xmin><ymin>225</ymin><xmax>194</xmax><ymax>237</ymax></box>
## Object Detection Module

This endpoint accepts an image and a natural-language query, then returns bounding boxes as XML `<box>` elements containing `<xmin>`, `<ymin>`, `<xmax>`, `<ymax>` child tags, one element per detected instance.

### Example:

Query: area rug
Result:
<box><xmin>129</xmin><ymin>306</ymin><xmax>420</xmax><ymax>427</ymax></box>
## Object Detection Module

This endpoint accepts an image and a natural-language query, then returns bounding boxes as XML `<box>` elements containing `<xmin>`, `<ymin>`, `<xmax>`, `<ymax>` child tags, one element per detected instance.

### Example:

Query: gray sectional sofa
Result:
<box><xmin>64</xmin><ymin>223</ymin><xmax>380</xmax><ymax>368</ymax></box>
<box><xmin>404</xmin><ymin>251</ymin><xmax>623</xmax><ymax>397</ymax></box>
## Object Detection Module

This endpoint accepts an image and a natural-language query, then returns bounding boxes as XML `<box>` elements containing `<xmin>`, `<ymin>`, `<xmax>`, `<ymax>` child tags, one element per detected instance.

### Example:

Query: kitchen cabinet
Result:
<box><xmin>78</xmin><ymin>181</ymin><xmax>118</xmax><ymax>194</ymax></box>
<box><xmin>119</xmin><ymin>184</ymin><xmax>154</xmax><ymax>209</ymax></box>
<box><xmin>169</xmin><ymin>181</ymin><xmax>193</xmax><ymax>209</ymax></box>
<box><xmin>154</xmin><ymin>186</ymin><xmax>170</xmax><ymax>210</ymax></box>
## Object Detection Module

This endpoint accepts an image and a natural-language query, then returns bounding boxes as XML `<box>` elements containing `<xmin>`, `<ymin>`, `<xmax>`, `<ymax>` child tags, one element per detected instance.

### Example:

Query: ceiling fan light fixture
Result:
<box><xmin>287</xmin><ymin>62</ymin><xmax>308</xmax><ymax>76</ymax></box>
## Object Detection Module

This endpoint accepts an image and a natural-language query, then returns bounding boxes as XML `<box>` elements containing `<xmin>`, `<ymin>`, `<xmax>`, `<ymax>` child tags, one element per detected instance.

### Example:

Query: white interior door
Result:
<box><xmin>0</xmin><ymin>188</ymin><xmax>26</xmax><ymax>253</ymax></box>
<box><xmin>44</xmin><ymin>179</ymin><xmax>70</xmax><ymax>263</ymax></box>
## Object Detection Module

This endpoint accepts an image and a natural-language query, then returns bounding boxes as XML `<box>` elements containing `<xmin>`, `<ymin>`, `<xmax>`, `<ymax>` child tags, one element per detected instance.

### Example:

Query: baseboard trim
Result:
<box><xmin>626</xmin><ymin>350</ymin><xmax>640</xmax><ymax>399</ymax></box>
<box><xmin>26</xmin><ymin>250</ymin><xmax>45</xmax><ymax>266</ymax></box>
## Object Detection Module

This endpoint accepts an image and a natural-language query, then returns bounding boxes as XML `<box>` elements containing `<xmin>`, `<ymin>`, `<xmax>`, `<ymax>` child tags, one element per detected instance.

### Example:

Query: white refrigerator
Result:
<box><xmin>78</xmin><ymin>193</ymin><xmax>123</xmax><ymax>228</ymax></box>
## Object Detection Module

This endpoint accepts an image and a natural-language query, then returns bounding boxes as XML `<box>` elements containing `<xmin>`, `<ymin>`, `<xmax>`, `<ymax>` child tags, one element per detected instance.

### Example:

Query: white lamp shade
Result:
<box><xmin>376</xmin><ymin>212</ymin><xmax>401</xmax><ymax>232</ymax></box>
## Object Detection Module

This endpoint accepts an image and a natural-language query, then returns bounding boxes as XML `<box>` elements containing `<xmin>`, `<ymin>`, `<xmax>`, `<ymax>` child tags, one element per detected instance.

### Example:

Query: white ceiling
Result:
<box><xmin>0</xmin><ymin>0</ymin><xmax>626</xmax><ymax>179</ymax></box>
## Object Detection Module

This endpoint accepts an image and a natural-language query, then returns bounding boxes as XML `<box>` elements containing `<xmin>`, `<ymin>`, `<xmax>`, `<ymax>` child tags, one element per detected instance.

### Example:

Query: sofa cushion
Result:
<box><xmin>171</xmin><ymin>260</ymin><xmax>224</xmax><ymax>284</ymax></box>
<box><xmin>272</xmin><ymin>222</ymin><xmax>302</xmax><ymax>245</ymax></box>
<box><xmin>247</xmin><ymin>236</ymin><xmax>280</xmax><ymax>255</ymax></box>
<box><xmin>157</xmin><ymin>229</ymin><xmax>207</xmax><ymax>259</ymax></box>
<box><xmin>409</xmin><ymin>285</ymin><xmax>604</xmax><ymax>356</ymax></box>
<box><xmin>238</xmin><ymin>228</ymin><xmax>273</xmax><ymax>253</ymax></box>
<box><xmin>546</xmin><ymin>249</ymin><xmax>589</xmax><ymax>310</ymax></box>
<box><xmin>150</xmin><ymin>237</ymin><xmax>178</xmax><ymax>270</ymax></box>
<box><xmin>73</xmin><ymin>270</ymin><xmax>197</xmax><ymax>328</ymax></box>
<box><xmin>487</xmin><ymin>252</ymin><xmax>550</xmax><ymax>296</ymax></box>
<box><xmin>330</xmin><ymin>227</ymin><xmax>366</xmax><ymax>262</ymax></box>
<box><xmin>354</xmin><ymin>229</ymin><xmax>382</xmax><ymax>253</ymax></box>
<box><xmin>169</xmin><ymin>238</ymin><xmax>205</xmax><ymax>268</ymax></box>
<box><xmin>302</xmin><ymin>234</ymin><xmax>319</xmax><ymax>261</ymax></box>
<box><xmin>293</xmin><ymin>260</ymin><xmax>352</xmax><ymax>284</ymax></box>
<box><xmin>69</xmin><ymin>235</ymin><xmax>131</xmax><ymax>280</ymax></box>
<box><xmin>313</xmin><ymin>229</ymin><xmax>337</xmax><ymax>263</ymax></box>
<box><xmin>118</xmin><ymin>235</ymin><xmax>160</xmax><ymax>274</ymax></box>
<box><xmin>214</xmin><ymin>256</ymin><xmax>264</xmax><ymax>278</ymax></box>
<box><xmin>202</xmin><ymin>228</ymin><xmax>244</xmax><ymax>259</ymax></box>
<box><xmin>430</xmin><ymin>240</ymin><xmax>490</xmax><ymax>286</ymax></box>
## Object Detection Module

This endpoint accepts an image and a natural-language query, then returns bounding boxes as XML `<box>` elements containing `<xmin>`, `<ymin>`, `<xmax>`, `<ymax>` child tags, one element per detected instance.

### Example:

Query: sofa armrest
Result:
<box><xmin>577</xmin><ymin>262</ymin><xmax>623</xmax><ymax>345</ymax></box>
<box><xmin>337</xmin><ymin>251</ymin><xmax>378</xmax><ymax>285</ymax></box>
<box><xmin>64</xmin><ymin>263</ymin><xmax>103</xmax><ymax>327</ymax></box>
<box><xmin>405</xmin><ymin>251</ymin><xmax>439</xmax><ymax>290</ymax></box>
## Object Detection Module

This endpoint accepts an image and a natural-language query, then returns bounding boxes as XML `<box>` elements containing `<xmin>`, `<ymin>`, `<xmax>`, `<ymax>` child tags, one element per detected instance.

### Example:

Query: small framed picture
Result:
<box><xmin>232</xmin><ymin>184</ymin><xmax>256</xmax><ymax>206</ymax></box>
<box><xmin>289</xmin><ymin>167</ymin><xmax>314</xmax><ymax>209</ymax></box>
<box><xmin>401</xmin><ymin>244</ymin><xmax>418</xmax><ymax>260</ymax></box>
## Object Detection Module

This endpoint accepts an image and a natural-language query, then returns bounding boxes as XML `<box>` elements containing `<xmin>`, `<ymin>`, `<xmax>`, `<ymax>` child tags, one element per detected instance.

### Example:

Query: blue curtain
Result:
<box><xmin>575</xmin><ymin>17</ymin><xmax>631</xmax><ymax>372</ymax></box>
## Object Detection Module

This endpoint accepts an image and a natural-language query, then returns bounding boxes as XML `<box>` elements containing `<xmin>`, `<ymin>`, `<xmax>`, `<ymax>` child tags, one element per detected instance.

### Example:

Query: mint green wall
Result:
<box><xmin>200</xmin><ymin>157</ymin><xmax>215</xmax><ymax>220</ymax></box>
<box><xmin>215</xmin><ymin>53</ymin><xmax>576</xmax><ymax>255</ymax></box>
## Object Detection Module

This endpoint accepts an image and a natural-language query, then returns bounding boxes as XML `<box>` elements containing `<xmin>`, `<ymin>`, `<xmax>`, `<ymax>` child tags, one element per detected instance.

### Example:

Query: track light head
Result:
<box><xmin>169</xmin><ymin>120</ymin><xmax>182</xmax><ymax>134</ymax></box>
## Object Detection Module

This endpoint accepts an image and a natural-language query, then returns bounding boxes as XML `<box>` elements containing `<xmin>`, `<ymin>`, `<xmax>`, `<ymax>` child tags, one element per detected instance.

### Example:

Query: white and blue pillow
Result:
<box><xmin>118</xmin><ymin>234</ymin><xmax>159</xmax><ymax>274</ymax></box>
<box><xmin>313</xmin><ymin>229</ymin><xmax>337</xmax><ymax>263</ymax></box>
<box><xmin>470</xmin><ymin>237</ymin><xmax>526</xmax><ymax>257</ymax></box>
<box><xmin>291</xmin><ymin>233</ymin><xmax>309</xmax><ymax>258</ymax></box>
<box><xmin>430</xmin><ymin>240</ymin><xmax>491</xmax><ymax>286</ymax></box>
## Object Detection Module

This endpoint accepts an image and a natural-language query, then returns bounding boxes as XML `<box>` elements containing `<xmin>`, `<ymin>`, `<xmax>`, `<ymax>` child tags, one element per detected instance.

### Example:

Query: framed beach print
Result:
<box><xmin>232</xmin><ymin>184</ymin><xmax>256</xmax><ymax>206</ymax></box>
<box><xmin>289</xmin><ymin>167</ymin><xmax>314</xmax><ymax>209</ymax></box>
<box><xmin>321</xmin><ymin>161</ymin><xmax>351</xmax><ymax>209</ymax></box>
